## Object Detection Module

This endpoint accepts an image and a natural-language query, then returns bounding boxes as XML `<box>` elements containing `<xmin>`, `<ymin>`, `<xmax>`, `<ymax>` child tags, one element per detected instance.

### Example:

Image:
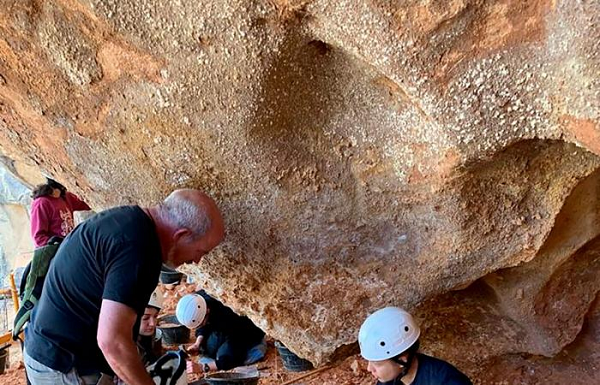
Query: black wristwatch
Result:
<box><xmin>203</xmin><ymin>363</ymin><xmax>210</xmax><ymax>373</ymax></box>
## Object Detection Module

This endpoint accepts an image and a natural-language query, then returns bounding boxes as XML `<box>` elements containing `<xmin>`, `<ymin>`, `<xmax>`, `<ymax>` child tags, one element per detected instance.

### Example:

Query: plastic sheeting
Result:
<box><xmin>0</xmin><ymin>166</ymin><xmax>30</xmax><ymax>206</ymax></box>
<box><xmin>0</xmin><ymin>166</ymin><xmax>32</xmax><ymax>287</ymax></box>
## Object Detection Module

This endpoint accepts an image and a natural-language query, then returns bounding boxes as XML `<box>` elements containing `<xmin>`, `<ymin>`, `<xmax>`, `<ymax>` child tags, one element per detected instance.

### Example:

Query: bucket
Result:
<box><xmin>160</xmin><ymin>265</ymin><xmax>184</xmax><ymax>285</ymax></box>
<box><xmin>155</xmin><ymin>328</ymin><xmax>163</xmax><ymax>344</ymax></box>
<box><xmin>204</xmin><ymin>372</ymin><xmax>259</xmax><ymax>385</ymax></box>
<box><xmin>0</xmin><ymin>347</ymin><xmax>9</xmax><ymax>374</ymax></box>
<box><xmin>274</xmin><ymin>341</ymin><xmax>314</xmax><ymax>372</ymax></box>
<box><xmin>148</xmin><ymin>350</ymin><xmax>188</xmax><ymax>385</ymax></box>
<box><xmin>157</xmin><ymin>315</ymin><xmax>190</xmax><ymax>345</ymax></box>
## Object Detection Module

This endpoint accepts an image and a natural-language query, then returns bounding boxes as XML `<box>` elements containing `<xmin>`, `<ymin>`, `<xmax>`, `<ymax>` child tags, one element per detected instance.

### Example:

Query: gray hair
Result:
<box><xmin>161</xmin><ymin>191</ymin><xmax>211</xmax><ymax>237</ymax></box>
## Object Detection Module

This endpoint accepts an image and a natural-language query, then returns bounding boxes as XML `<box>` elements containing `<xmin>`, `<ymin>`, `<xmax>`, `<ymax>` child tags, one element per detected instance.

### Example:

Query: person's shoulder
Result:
<box><xmin>102</xmin><ymin>205</ymin><xmax>144</xmax><ymax>216</ymax></box>
<box><xmin>417</xmin><ymin>354</ymin><xmax>472</xmax><ymax>385</ymax></box>
<box><xmin>198</xmin><ymin>290</ymin><xmax>230</xmax><ymax>315</ymax></box>
<box><xmin>419</xmin><ymin>354</ymin><xmax>450</xmax><ymax>366</ymax></box>
<box><xmin>90</xmin><ymin>206</ymin><xmax>147</xmax><ymax>225</ymax></box>
<box><xmin>32</xmin><ymin>196</ymin><xmax>54</xmax><ymax>207</ymax></box>
<box><xmin>197</xmin><ymin>290</ymin><xmax>218</xmax><ymax>306</ymax></box>
<box><xmin>83</xmin><ymin>206</ymin><xmax>154</xmax><ymax>240</ymax></box>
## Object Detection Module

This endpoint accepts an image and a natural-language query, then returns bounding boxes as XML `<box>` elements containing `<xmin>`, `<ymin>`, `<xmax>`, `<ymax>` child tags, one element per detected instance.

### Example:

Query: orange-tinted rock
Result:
<box><xmin>0</xmin><ymin>0</ymin><xmax>599</xmax><ymax>370</ymax></box>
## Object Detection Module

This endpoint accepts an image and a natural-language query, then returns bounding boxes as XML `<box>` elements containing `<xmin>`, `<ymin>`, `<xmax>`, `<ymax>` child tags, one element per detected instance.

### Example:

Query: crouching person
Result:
<box><xmin>115</xmin><ymin>287</ymin><xmax>164</xmax><ymax>385</ymax></box>
<box><xmin>176</xmin><ymin>290</ymin><xmax>266</xmax><ymax>374</ymax></box>
<box><xmin>137</xmin><ymin>287</ymin><xmax>164</xmax><ymax>367</ymax></box>
<box><xmin>359</xmin><ymin>307</ymin><xmax>472</xmax><ymax>385</ymax></box>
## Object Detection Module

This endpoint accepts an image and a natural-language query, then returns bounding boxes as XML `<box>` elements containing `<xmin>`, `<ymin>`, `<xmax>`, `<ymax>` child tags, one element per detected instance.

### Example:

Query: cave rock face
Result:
<box><xmin>0</xmin><ymin>0</ymin><xmax>599</xmax><ymax>365</ymax></box>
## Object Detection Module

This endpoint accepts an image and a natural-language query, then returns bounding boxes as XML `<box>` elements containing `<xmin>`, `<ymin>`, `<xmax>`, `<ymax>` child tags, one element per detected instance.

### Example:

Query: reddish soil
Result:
<box><xmin>1</xmin><ymin>283</ymin><xmax>598</xmax><ymax>384</ymax></box>
<box><xmin>1</xmin><ymin>344</ymin><xmax>26</xmax><ymax>385</ymax></box>
<box><xmin>161</xmin><ymin>283</ymin><xmax>373</xmax><ymax>384</ymax></box>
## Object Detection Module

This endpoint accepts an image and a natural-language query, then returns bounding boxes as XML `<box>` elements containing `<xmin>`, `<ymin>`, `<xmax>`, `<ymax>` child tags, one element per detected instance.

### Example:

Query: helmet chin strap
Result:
<box><xmin>392</xmin><ymin>340</ymin><xmax>420</xmax><ymax>381</ymax></box>
<box><xmin>393</xmin><ymin>354</ymin><xmax>413</xmax><ymax>379</ymax></box>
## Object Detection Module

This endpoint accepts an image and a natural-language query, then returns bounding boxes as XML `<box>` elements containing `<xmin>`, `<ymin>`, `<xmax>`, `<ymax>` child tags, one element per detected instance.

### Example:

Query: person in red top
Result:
<box><xmin>30</xmin><ymin>178</ymin><xmax>91</xmax><ymax>247</ymax></box>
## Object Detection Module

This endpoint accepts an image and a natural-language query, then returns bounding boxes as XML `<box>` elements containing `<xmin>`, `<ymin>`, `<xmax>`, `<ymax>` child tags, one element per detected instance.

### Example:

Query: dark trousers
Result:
<box><xmin>204</xmin><ymin>332</ymin><xmax>249</xmax><ymax>370</ymax></box>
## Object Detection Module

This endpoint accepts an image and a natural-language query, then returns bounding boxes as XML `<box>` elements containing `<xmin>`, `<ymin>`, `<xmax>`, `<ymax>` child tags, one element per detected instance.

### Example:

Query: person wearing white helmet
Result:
<box><xmin>115</xmin><ymin>287</ymin><xmax>167</xmax><ymax>385</ymax></box>
<box><xmin>359</xmin><ymin>307</ymin><xmax>471</xmax><ymax>385</ymax></box>
<box><xmin>176</xmin><ymin>291</ymin><xmax>266</xmax><ymax>374</ymax></box>
<box><xmin>137</xmin><ymin>287</ymin><xmax>164</xmax><ymax>367</ymax></box>
<box><xmin>175</xmin><ymin>293</ymin><xmax>208</xmax><ymax>330</ymax></box>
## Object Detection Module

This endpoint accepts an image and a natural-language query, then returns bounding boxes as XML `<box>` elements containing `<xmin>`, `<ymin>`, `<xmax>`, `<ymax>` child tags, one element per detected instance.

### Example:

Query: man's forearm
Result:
<box><xmin>102</xmin><ymin>337</ymin><xmax>155</xmax><ymax>385</ymax></box>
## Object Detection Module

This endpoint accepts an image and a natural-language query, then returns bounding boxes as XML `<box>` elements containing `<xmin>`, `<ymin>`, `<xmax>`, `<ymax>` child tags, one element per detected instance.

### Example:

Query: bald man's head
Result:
<box><xmin>158</xmin><ymin>189</ymin><xmax>225</xmax><ymax>267</ymax></box>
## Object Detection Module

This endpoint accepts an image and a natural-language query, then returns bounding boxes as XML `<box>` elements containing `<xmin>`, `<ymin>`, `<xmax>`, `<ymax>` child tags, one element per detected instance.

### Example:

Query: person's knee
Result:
<box><xmin>216</xmin><ymin>344</ymin><xmax>244</xmax><ymax>370</ymax></box>
<box><xmin>205</xmin><ymin>331</ymin><xmax>228</xmax><ymax>355</ymax></box>
<box><xmin>215</xmin><ymin>354</ymin><xmax>238</xmax><ymax>371</ymax></box>
<box><xmin>244</xmin><ymin>340</ymin><xmax>267</xmax><ymax>365</ymax></box>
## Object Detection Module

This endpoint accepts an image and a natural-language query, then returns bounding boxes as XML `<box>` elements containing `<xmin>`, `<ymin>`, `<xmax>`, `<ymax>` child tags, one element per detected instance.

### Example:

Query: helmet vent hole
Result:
<box><xmin>405</xmin><ymin>326</ymin><xmax>409</xmax><ymax>332</ymax></box>
<box><xmin>380</xmin><ymin>341</ymin><xmax>386</xmax><ymax>347</ymax></box>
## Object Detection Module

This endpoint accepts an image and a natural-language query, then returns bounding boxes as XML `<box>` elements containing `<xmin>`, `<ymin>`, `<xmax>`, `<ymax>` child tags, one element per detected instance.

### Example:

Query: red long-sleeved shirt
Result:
<box><xmin>30</xmin><ymin>192</ymin><xmax>91</xmax><ymax>247</ymax></box>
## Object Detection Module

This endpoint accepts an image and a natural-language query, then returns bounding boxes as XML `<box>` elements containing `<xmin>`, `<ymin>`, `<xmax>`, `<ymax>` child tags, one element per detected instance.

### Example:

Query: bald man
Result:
<box><xmin>24</xmin><ymin>189</ymin><xmax>224</xmax><ymax>385</ymax></box>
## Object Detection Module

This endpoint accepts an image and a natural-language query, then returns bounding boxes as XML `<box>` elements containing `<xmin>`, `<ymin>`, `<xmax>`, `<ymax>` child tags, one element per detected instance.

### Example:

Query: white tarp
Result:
<box><xmin>0</xmin><ymin>166</ymin><xmax>32</xmax><ymax>287</ymax></box>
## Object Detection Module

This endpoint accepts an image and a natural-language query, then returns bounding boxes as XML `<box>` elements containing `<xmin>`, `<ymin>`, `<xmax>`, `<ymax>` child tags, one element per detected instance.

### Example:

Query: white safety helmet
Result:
<box><xmin>358</xmin><ymin>307</ymin><xmax>420</xmax><ymax>361</ymax></box>
<box><xmin>148</xmin><ymin>287</ymin><xmax>164</xmax><ymax>310</ymax></box>
<box><xmin>176</xmin><ymin>294</ymin><xmax>207</xmax><ymax>329</ymax></box>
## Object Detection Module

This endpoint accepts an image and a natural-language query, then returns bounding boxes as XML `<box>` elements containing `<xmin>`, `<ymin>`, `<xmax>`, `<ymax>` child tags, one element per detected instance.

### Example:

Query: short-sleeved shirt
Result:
<box><xmin>377</xmin><ymin>354</ymin><xmax>472</xmax><ymax>385</ymax></box>
<box><xmin>25</xmin><ymin>206</ymin><xmax>162</xmax><ymax>375</ymax></box>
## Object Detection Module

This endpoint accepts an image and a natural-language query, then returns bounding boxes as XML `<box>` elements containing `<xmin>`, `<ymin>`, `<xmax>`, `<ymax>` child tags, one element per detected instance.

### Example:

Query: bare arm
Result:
<box><xmin>186</xmin><ymin>335</ymin><xmax>204</xmax><ymax>354</ymax></box>
<box><xmin>97</xmin><ymin>299</ymin><xmax>155</xmax><ymax>385</ymax></box>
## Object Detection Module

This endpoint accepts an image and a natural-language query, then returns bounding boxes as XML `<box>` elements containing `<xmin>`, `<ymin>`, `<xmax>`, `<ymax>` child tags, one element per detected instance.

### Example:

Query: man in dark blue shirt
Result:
<box><xmin>358</xmin><ymin>307</ymin><xmax>472</xmax><ymax>385</ymax></box>
<box><xmin>24</xmin><ymin>189</ymin><xmax>224</xmax><ymax>385</ymax></box>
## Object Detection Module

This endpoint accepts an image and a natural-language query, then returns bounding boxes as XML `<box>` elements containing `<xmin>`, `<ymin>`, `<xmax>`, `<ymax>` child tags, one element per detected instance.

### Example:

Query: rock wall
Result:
<box><xmin>0</xmin><ymin>0</ymin><xmax>599</xmax><ymax>367</ymax></box>
<box><xmin>0</xmin><ymin>166</ymin><xmax>32</xmax><ymax>286</ymax></box>
<box><xmin>415</xmin><ymin>166</ymin><xmax>600</xmax><ymax>370</ymax></box>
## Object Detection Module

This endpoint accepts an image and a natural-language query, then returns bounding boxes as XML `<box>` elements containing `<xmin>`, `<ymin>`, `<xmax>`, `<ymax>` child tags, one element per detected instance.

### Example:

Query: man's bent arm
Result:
<box><xmin>98</xmin><ymin>299</ymin><xmax>155</xmax><ymax>385</ymax></box>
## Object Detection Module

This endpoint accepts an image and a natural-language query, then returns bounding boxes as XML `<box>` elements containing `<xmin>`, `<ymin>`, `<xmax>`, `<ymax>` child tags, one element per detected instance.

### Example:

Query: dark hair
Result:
<box><xmin>47</xmin><ymin>178</ymin><xmax>66</xmax><ymax>193</ymax></box>
<box><xmin>32</xmin><ymin>184</ymin><xmax>55</xmax><ymax>199</ymax></box>
<box><xmin>32</xmin><ymin>178</ymin><xmax>67</xmax><ymax>199</ymax></box>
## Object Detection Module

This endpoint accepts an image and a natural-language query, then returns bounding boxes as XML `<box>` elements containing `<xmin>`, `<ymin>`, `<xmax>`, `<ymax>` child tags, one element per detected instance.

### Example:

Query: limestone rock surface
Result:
<box><xmin>1</xmin><ymin>0</ymin><xmax>599</xmax><ymax>368</ymax></box>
